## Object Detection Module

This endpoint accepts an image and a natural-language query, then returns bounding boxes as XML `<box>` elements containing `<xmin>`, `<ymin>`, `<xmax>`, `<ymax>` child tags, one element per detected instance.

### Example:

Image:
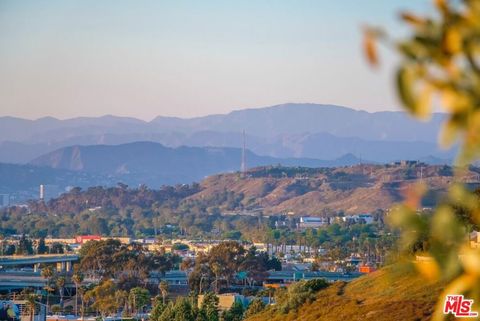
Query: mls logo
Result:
<box><xmin>444</xmin><ymin>295</ymin><xmax>479</xmax><ymax>318</ymax></box>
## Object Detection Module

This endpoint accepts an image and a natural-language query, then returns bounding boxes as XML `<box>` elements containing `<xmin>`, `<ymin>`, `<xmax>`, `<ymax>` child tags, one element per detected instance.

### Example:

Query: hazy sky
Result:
<box><xmin>0</xmin><ymin>1</ymin><xmax>431</xmax><ymax>120</ymax></box>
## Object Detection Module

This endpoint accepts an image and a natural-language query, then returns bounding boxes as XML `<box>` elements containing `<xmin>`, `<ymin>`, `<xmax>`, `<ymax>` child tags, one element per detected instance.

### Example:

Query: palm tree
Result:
<box><xmin>24</xmin><ymin>293</ymin><xmax>37</xmax><ymax>321</ymax></box>
<box><xmin>72</xmin><ymin>272</ymin><xmax>84</xmax><ymax>316</ymax></box>
<box><xmin>56</xmin><ymin>277</ymin><xmax>66</xmax><ymax>309</ymax></box>
<box><xmin>41</xmin><ymin>266</ymin><xmax>55</xmax><ymax>313</ymax></box>
<box><xmin>158</xmin><ymin>280</ymin><xmax>169</xmax><ymax>304</ymax></box>
<box><xmin>77</xmin><ymin>286</ymin><xmax>87</xmax><ymax>321</ymax></box>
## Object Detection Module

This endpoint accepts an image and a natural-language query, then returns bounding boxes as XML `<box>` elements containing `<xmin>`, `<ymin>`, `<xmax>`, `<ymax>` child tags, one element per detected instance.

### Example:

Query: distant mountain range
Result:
<box><xmin>29</xmin><ymin>142</ymin><xmax>363</xmax><ymax>187</ymax></box>
<box><xmin>0</xmin><ymin>103</ymin><xmax>454</xmax><ymax>164</ymax></box>
<box><xmin>0</xmin><ymin>142</ymin><xmax>364</xmax><ymax>203</ymax></box>
<box><xmin>0</xmin><ymin>103</ymin><xmax>456</xmax><ymax>201</ymax></box>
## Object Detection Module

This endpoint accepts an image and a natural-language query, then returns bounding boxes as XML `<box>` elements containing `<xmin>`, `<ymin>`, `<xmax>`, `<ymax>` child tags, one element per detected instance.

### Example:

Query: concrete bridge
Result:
<box><xmin>0</xmin><ymin>273</ymin><xmax>49</xmax><ymax>290</ymax></box>
<box><xmin>0</xmin><ymin>271</ymin><xmax>88</xmax><ymax>291</ymax></box>
<box><xmin>0</xmin><ymin>254</ymin><xmax>79</xmax><ymax>272</ymax></box>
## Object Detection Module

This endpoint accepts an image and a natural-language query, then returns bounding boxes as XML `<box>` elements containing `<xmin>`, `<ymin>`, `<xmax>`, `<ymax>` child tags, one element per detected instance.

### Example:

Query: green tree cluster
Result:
<box><xmin>151</xmin><ymin>291</ymin><xmax>221</xmax><ymax>321</ymax></box>
<box><xmin>188</xmin><ymin>242</ymin><xmax>278</xmax><ymax>294</ymax></box>
<box><xmin>78</xmin><ymin>239</ymin><xmax>178</xmax><ymax>288</ymax></box>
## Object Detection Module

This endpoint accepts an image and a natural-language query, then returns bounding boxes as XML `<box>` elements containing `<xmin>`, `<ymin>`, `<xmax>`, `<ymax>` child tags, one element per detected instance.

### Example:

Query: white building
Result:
<box><xmin>298</xmin><ymin>216</ymin><xmax>329</xmax><ymax>229</ymax></box>
<box><xmin>340</xmin><ymin>214</ymin><xmax>374</xmax><ymax>224</ymax></box>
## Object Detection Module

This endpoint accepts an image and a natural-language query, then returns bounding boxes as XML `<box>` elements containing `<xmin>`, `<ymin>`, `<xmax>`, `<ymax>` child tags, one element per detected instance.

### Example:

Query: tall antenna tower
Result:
<box><xmin>241</xmin><ymin>130</ymin><xmax>247</xmax><ymax>176</ymax></box>
<box><xmin>39</xmin><ymin>184</ymin><xmax>45</xmax><ymax>201</ymax></box>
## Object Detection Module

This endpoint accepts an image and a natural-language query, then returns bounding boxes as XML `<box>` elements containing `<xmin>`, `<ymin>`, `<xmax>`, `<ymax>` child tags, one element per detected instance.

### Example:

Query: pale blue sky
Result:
<box><xmin>0</xmin><ymin>1</ymin><xmax>431</xmax><ymax>120</ymax></box>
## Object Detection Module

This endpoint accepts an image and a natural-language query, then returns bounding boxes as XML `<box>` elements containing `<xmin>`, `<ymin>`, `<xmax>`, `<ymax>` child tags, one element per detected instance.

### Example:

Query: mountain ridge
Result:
<box><xmin>0</xmin><ymin>103</ymin><xmax>453</xmax><ymax>164</ymax></box>
<box><xmin>29</xmin><ymin>141</ymin><xmax>365</xmax><ymax>187</ymax></box>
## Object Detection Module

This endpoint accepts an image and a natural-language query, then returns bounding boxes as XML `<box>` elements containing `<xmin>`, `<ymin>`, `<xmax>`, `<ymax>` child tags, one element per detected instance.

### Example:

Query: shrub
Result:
<box><xmin>273</xmin><ymin>279</ymin><xmax>329</xmax><ymax>314</ymax></box>
<box><xmin>244</xmin><ymin>298</ymin><xmax>266</xmax><ymax>318</ymax></box>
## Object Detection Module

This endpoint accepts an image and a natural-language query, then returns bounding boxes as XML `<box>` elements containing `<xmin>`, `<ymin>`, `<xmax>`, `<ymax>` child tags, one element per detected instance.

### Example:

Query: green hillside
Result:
<box><xmin>246</xmin><ymin>265</ymin><xmax>444</xmax><ymax>321</ymax></box>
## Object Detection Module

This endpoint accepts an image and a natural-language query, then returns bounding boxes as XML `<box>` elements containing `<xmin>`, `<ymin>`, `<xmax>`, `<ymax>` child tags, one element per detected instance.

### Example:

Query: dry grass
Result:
<box><xmin>190</xmin><ymin>164</ymin><xmax>475</xmax><ymax>215</ymax></box>
<box><xmin>246</xmin><ymin>265</ymin><xmax>444</xmax><ymax>321</ymax></box>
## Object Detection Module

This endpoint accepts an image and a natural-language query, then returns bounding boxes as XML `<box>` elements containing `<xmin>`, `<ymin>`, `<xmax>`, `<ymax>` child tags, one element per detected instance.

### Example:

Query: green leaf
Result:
<box><xmin>397</xmin><ymin>65</ymin><xmax>418</xmax><ymax>114</ymax></box>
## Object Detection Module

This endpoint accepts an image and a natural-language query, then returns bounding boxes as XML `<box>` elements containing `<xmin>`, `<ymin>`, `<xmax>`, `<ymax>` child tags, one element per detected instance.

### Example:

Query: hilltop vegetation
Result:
<box><xmin>28</xmin><ymin>142</ymin><xmax>357</xmax><ymax>187</ymax></box>
<box><xmin>192</xmin><ymin>163</ymin><xmax>479</xmax><ymax>215</ymax></box>
<box><xmin>1</xmin><ymin>164</ymin><xmax>478</xmax><ymax>238</ymax></box>
<box><xmin>245</xmin><ymin>265</ymin><xmax>444</xmax><ymax>321</ymax></box>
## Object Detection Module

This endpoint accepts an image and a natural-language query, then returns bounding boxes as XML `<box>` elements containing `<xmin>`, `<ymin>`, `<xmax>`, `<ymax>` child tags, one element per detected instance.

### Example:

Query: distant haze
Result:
<box><xmin>0</xmin><ymin>103</ymin><xmax>454</xmax><ymax>164</ymax></box>
<box><xmin>0</xmin><ymin>0</ymin><xmax>433</xmax><ymax>120</ymax></box>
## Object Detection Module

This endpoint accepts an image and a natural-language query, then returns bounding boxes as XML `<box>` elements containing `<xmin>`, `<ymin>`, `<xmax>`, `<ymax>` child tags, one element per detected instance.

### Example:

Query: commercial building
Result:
<box><xmin>298</xmin><ymin>216</ymin><xmax>329</xmax><ymax>229</ymax></box>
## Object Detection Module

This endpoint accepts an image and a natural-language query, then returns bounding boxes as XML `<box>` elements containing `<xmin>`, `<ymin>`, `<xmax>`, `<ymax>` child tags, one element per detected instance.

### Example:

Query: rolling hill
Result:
<box><xmin>245</xmin><ymin>265</ymin><xmax>444</xmax><ymax>321</ymax></box>
<box><xmin>4</xmin><ymin>148</ymin><xmax>479</xmax><ymax>213</ymax></box>
<box><xmin>28</xmin><ymin>142</ymin><xmax>363</xmax><ymax>187</ymax></box>
<box><xmin>189</xmin><ymin>163</ymin><xmax>479</xmax><ymax>214</ymax></box>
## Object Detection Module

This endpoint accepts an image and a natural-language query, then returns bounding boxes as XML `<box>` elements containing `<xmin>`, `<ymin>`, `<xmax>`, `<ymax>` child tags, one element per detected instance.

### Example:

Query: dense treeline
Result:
<box><xmin>187</xmin><ymin>241</ymin><xmax>281</xmax><ymax>293</ymax></box>
<box><xmin>79</xmin><ymin>239</ymin><xmax>179</xmax><ymax>285</ymax></box>
<box><xmin>32</xmin><ymin>239</ymin><xmax>180</xmax><ymax>316</ymax></box>
<box><xmin>0</xmin><ymin>183</ymin><xmax>265</xmax><ymax>238</ymax></box>
<box><xmin>0</xmin><ymin>183</ymin><xmax>397</xmax><ymax>268</ymax></box>
<box><xmin>49</xmin><ymin>240</ymin><xmax>283</xmax><ymax>321</ymax></box>
<box><xmin>0</xmin><ymin>164</ymin><xmax>465</xmax><ymax>239</ymax></box>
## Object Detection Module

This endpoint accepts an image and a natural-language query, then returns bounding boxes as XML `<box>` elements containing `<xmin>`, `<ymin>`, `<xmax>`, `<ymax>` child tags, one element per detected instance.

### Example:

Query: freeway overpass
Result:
<box><xmin>0</xmin><ymin>272</ymin><xmax>48</xmax><ymax>290</ymax></box>
<box><xmin>0</xmin><ymin>254</ymin><xmax>79</xmax><ymax>272</ymax></box>
<box><xmin>0</xmin><ymin>271</ymin><xmax>79</xmax><ymax>291</ymax></box>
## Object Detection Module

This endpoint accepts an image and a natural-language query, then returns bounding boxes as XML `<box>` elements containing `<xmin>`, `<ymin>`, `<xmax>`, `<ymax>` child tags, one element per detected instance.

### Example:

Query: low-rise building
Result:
<box><xmin>104</xmin><ymin>236</ymin><xmax>132</xmax><ymax>244</ymax></box>
<box><xmin>152</xmin><ymin>270</ymin><xmax>189</xmax><ymax>287</ymax></box>
<box><xmin>265</xmin><ymin>270</ymin><xmax>362</xmax><ymax>285</ymax></box>
<box><xmin>358</xmin><ymin>265</ymin><xmax>376</xmax><ymax>273</ymax></box>
<box><xmin>75</xmin><ymin>235</ymin><xmax>102</xmax><ymax>244</ymax></box>
<box><xmin>338</xmin><ymin>214</ymin><xmax>374</xmax><ymax>224</ymax></box>
<box><xmin>45</xmin><ymin>238</ymin><xmax>76</xmax><ymax>245</ymax></box>
<box><xmin>298</xmin><ymin>216</ymin><xmax>329</xmax><ymax>229</ymax></box>
<box><xmin>74</xmin><ymin>235</ymin><xmax>132</xmax><ymax>246</ymax></box>
<box><xmin>198</xmin><ymin>293</ymin><xmax>248</xmax><ymax>311</ymax></box>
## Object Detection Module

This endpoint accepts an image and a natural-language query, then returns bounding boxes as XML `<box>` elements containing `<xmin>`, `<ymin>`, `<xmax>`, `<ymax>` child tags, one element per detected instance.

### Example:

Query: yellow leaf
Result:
<box><xmin>415</xmin><ymin>258</ymin><xmax>440</xmax><ymax>281</ymax></box>
<box><xmin>465</xmin><ymin>111</ymin><xmax>480</xmax><ymax>155</ymax></box>
<box><xmin>417</xmin><ymin>84</ymin><xmax>433</xmax><ymax>120</ymax></box>
<box><xmin>363</xmin><ymin>29</ymin><xmax>379</xmax><ymax>67</ymax></box>
<box><xmin>468</xmin><ymin>110</ymin><xmax>480</xmax><ymax>135</ymax></box>
<box><xmin>442</xmin><ymin>27</ymin><xmax>462</xmax><ymax>55</ymax></box>
<box><xmin>439</xmin><ymin>119</ymin><xmax>459</xmax><ymax>148</ymax></box>
<box><xmin>431</xmin><ymin>206</ymin><xmax>458</xmax><ymax>242</ymax></box>
<box><xmin>460</xmin><ymin>247</ymin><xmax>480</xmax><ymax>276</ymax></box>
<box><xmin>441</xmin><ymin>89</ymin><xmax>471</xmax><ymax>113</ymax></box>
<box><xmin>434</xmin><ymin>0</ymin><xmax>449</xmax><ymax>15</ymax></box>
<box><xmin>403</xmin><ymin>181</ymin><xmax>427</xmax><ymax>210</ymax></box>
<box><xmin>397</xmin><ymin>65</ymin><xmax>416</xmax><ymax>113</ymax></box>
<box><xmin>400</xmin><ymin>12</ymin><xmax>426</xmax><ymax>27</ymax></box>
<box><xmin>396</xmin><ymin>65</ymin><xmax>432</xmax><ymax>119</ymax></box>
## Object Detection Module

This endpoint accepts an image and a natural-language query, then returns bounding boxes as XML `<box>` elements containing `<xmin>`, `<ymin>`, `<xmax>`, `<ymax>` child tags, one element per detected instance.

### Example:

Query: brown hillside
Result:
<box><xmin>190</xmin><ymin>164</ymin><xmax>479</xmax><ymax>215</ymax></box>
<box><xmin>245</xmin><ymin>265</ymin><xmax>444</xmax><ymax>321</ymax></box>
